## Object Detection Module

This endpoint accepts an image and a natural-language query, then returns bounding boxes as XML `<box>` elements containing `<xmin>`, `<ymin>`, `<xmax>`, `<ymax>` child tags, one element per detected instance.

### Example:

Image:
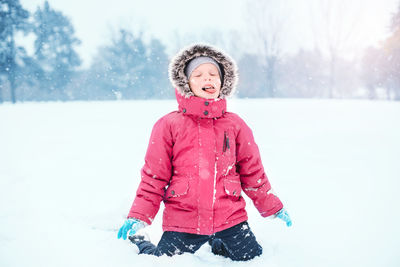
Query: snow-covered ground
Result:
<box><xmin>1</xmin><ymin>98</ymin><xmax>399</xmax><ymax>267</ymax></box>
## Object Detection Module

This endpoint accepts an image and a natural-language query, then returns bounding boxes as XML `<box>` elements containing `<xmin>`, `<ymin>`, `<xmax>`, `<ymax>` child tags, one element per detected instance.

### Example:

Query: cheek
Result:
<box><xmin>214</xmin><ymin>79</ymin><xmax>221</xmax><ymax>89</ymax></box>
<box><xmin>189</xmin><ymin>79</ymin><xmax>202</xmax><ymax>93</ymax></box>
<box><xmin>190</xmin><ymin>78</ymin><xmax>201</xmax><ymax>86</ymax></box>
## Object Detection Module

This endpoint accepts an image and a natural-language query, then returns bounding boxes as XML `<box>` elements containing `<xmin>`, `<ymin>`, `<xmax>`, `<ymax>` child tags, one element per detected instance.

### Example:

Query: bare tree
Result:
<box><xmin>382</xmin><ymin>2</ymin><xmax>400</xmax><ymax>100</ymax></box>
<box><xmin>309</xmin><ymin>0</ymin><xmax>365</xmax><ymax>98</ymax></box>
<box><xmin>244</xmin><ymin>0</ymin><xmax>289</xmax><ymax>97</ymax></box>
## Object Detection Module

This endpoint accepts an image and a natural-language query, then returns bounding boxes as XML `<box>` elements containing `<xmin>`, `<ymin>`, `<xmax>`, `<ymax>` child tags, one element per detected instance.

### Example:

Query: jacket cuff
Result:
<box><xmin>127</xmin><ymin>212</ymin><xmax>153</xmax><ymax>225</ymax></box>
<box><xmin>125</xmin><ymin>217</ymin><xmax>149</xmax><ymax>227</ymax></box>
<box><xmin>128</xmin><ymin>196</ymin><xmax>160</xmax><ymax>225</ymax></box>
<box><xmin>259</xmin><ymin>202</ymin><xmax>284</xmax><ymax>218</ymax></box>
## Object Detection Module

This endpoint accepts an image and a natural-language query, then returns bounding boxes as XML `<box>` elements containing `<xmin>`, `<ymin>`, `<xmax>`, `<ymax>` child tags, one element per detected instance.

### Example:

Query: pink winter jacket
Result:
<box><xmin>128</xmin><ymin>91</ymin><xmax>283</xmax><ymax>235</ymax></box>
<box><xmin>128</xmin><ymin>44</ymin><xmax>283</xmax><ymax>235</ymax></box>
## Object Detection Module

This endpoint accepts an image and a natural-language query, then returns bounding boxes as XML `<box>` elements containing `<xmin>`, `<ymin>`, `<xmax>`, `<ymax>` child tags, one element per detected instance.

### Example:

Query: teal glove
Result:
<box><xmin>276</xmin><ymin>208</ymin><xmax>292</xmax><ymax>227</ymax></box>
<box><xmin>117</xmin><ymin>218</ymin><xmax>146</xmax><ymax>240</ymax></box>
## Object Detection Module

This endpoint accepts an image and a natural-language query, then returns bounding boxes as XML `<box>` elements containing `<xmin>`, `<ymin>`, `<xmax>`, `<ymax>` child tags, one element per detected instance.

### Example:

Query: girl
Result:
<box><xmin>117</xmin><ymin>44</ymin><xmax>292</xmax><ymax>261</ymax></box>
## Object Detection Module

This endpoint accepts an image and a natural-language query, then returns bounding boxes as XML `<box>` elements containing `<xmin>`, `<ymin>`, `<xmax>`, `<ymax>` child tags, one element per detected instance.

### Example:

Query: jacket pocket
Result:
<box><xmin>223</xmin><ymin>179</ymin><xmax>242</xmax><ymax>198</ymax></box>
<box><xmin>165</xmin><ymin>180</ymin><xmax>189</xmax><ymax>199</ymax></box>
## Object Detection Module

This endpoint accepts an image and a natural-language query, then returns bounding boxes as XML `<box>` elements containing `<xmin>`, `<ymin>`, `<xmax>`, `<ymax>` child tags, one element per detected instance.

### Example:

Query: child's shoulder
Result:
<box><xmin>152</xmin><ymin>111</ymin><xmax>181</xmax><ymax>127</ymax></box>
<box><xmin>223</xmin><ymin>111</ymin><xmax>255</xmax><ymax>133</ymax></box>
<box><xmin>160</xmin><ymin>111</ymin><xmax>180</xmax><ymax>119</ymax></box>
<box><xmin>223</xmin><ymin>111</ymin><xmax>247</xmax><ymax>125</ymax></box>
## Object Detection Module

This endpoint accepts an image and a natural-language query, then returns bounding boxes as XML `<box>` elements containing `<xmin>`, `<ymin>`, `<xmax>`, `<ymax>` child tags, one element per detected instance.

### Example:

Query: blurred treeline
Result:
<box><xmin>1</xmin><ymin>0</ymin><xmax>400</xmax><ymax>103</ymax></box>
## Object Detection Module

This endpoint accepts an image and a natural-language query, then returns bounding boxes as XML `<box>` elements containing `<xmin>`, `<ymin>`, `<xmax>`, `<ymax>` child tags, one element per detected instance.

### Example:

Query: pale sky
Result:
<box><xmin>20</xmin><ymin>0</ymin><xmax>399</xmax><ymax>68</ymax></box>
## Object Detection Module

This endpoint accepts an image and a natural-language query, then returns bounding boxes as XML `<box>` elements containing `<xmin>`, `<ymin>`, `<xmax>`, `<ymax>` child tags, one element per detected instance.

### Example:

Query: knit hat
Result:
<box><xmin>184</xmin><ymin>56</ymin><xmax>223</xmax><ymax>80</ymax></box>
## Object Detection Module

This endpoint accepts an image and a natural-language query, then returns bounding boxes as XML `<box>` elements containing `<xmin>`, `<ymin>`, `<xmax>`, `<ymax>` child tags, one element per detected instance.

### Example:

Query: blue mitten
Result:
<box><xmin>117</xmin><ymin>218</ymin><xmax>146</xmax><ymax>240</ymax></box>
<box><xmin>276</xmin><ymin>208</ymin><xmax>292</xmax><ymax>227</ymax></box>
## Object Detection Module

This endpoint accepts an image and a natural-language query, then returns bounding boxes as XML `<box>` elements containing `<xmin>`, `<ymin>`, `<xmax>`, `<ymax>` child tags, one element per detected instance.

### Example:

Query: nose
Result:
<box><xmin>204</xmin><ymin>74</ymin><xmax>212</xmax><ymax>81</ymax></box>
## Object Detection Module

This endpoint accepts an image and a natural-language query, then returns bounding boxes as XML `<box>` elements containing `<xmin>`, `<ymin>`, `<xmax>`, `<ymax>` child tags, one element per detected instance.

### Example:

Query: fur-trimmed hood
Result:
<box><xmin>168</xmin><ymin>44</ymin><xmax>238</xmax><ymax>99</ymax></box>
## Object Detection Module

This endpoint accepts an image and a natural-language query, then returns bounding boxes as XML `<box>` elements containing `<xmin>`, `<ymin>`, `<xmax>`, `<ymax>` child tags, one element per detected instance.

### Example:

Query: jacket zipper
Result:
<box><xmin>223</xmin><ymin>131</ymin><xmax>230</xmax><ymax>152</ymax></box>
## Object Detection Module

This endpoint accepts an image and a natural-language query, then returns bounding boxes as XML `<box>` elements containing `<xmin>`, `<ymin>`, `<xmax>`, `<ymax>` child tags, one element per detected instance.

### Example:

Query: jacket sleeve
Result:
<box><xmin>234</xmin><ymin>115</ymin><xmax>283</xmax><ymax>217</ymax></box>
<box><xmin>127</xmin><ymin>115</ymin><xmax>173</xmax><ymax>224</ymax></box>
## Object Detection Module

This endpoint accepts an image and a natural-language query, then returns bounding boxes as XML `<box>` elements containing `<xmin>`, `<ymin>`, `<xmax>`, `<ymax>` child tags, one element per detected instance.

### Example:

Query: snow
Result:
<box><xmin>1</xmin><ymin>98</ymin><xmax>400</xmax><ymax>267</ymax></box>
<box><xmin>212</xmin><ymin>161</ymin><xmax>217</xmax><ymax>210</ymax></box>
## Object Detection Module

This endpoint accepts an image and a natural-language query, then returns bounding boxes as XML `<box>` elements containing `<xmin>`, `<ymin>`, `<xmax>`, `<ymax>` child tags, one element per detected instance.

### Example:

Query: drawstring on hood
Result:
<box><xmin>169</xmin><ymin>44</ymin><xmax>239</xmax><ymax>99</ymax></box>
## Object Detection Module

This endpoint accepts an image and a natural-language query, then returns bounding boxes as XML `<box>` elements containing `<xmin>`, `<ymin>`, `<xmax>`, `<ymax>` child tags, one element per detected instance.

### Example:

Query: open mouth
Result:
<box><xmin>202</xmin><ymin>85</ymin><xmax>216</xmax><ymax>94</ymax></box>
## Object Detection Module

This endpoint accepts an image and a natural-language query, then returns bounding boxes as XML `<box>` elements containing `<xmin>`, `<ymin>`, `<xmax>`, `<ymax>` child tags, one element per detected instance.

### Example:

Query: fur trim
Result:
<box><xmin>168</xmin><ymin>44</ymin><xmax>238</xmax><ymax>98</ymax></box>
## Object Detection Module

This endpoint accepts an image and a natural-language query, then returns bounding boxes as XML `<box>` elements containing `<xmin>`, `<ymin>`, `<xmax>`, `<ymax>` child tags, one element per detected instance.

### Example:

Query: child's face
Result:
<box><xmin>188</xmin><ymin>63</ymin><xmax>221</xmax><ymax>99</ymax></box>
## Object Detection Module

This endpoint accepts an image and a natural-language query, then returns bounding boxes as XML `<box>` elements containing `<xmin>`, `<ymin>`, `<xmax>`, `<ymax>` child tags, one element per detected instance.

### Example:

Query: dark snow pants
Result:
<box><xmin>131</xmin><ymin>221</ymin><xmax>262</xmax><ymax>261</ymax></box>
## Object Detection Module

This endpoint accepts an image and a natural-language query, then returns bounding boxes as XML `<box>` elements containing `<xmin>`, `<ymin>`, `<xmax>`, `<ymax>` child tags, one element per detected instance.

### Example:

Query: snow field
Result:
<box><xmin>1</xmin><ymin>99</ymin><xmax>399</xmax><ymax>267</ymax></box>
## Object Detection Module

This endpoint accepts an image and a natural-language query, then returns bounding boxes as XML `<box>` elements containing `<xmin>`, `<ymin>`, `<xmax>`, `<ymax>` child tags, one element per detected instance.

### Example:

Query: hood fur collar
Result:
<box><xmin>168</xmin><ymin>44</ymin><xmax>238</xmax><ymax>99</ymax></box>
